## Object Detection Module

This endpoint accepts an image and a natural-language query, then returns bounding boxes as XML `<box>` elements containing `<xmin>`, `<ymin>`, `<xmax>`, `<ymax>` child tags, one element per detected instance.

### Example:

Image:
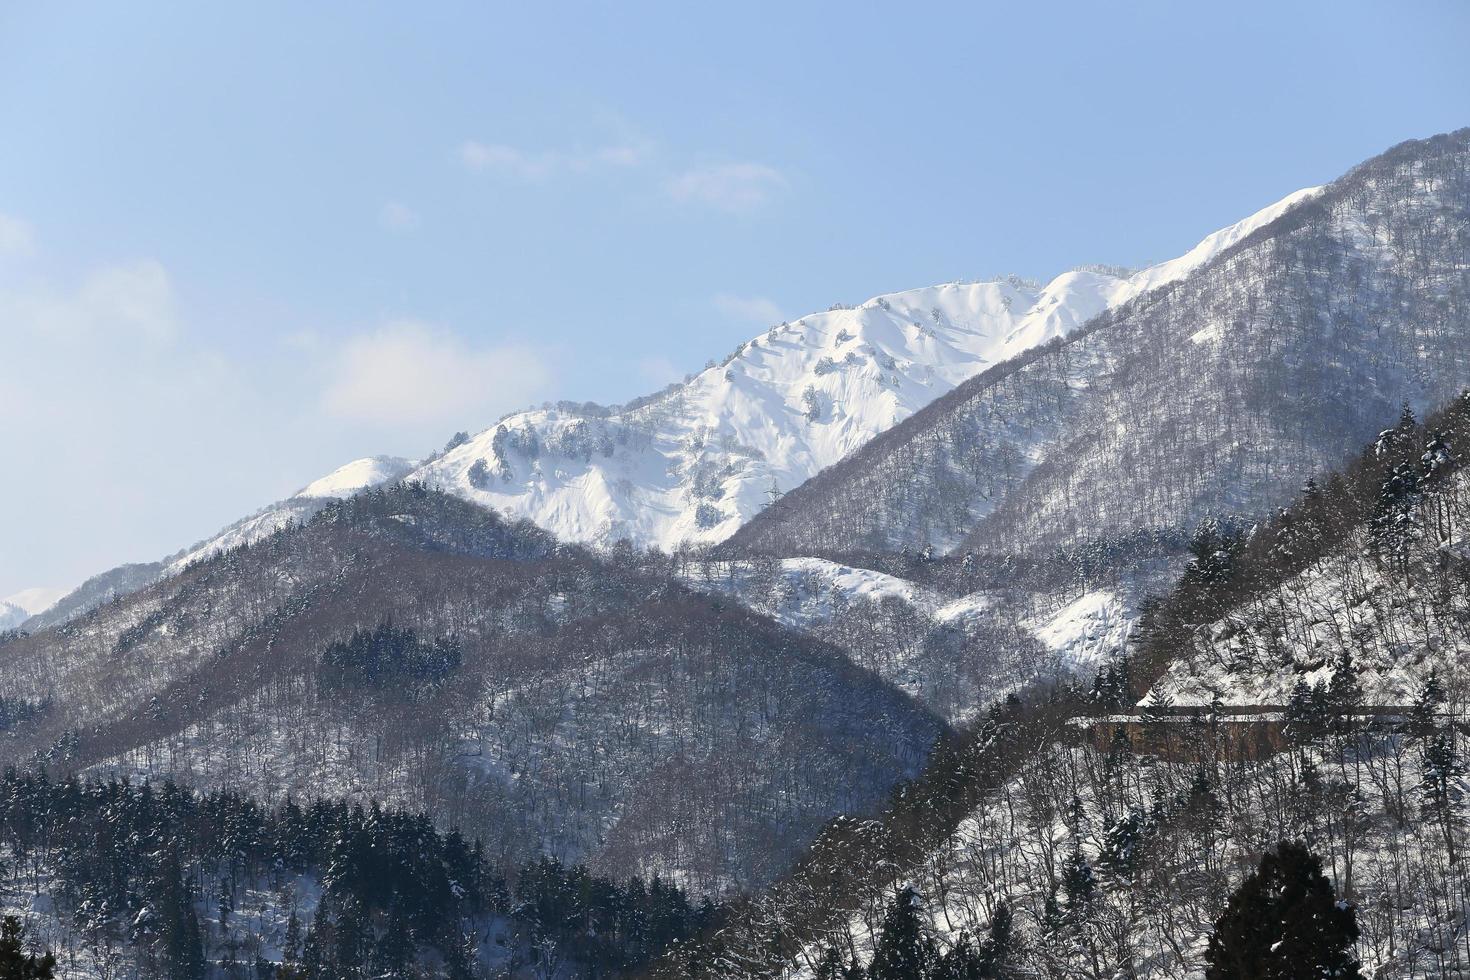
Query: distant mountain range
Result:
<box><xmin>22</xmin><ymin>179</ymin><xmax>1319</xmax><ymax>628</ymax></box>
<box><xmin>0</xmin><ymin>586</ymin><xmax>65</xmax><ymax>630</ymax></box>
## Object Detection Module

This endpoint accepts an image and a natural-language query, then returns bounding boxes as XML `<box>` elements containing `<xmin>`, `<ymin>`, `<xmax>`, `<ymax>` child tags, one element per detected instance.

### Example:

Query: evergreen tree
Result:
<box><xmin>1369</xmin><ymin>461</ymin><xmax>1422</xmax><ymax>565</ymax></box>
<box><xmin>1205</xmin><ymin>842</ymin><xmax>1363</xmax><ymax>980</ymax></box>
<box><xmin>152</xmin><ymin>846</ymin><xmax>205</xmax><ymax>980</ymax></box>
<box><xmin>1285</xmin><ymin>678</ymin><xmax>1331</xmax><ymax>745</ymax></box>
<box><xmin>976</xmin><ymin>900</ymin><xmax>1013</xmax><ymax>978</ymax></box>
<box><xmin>1060</xmin><ymin>844</ymin><xmax>1096</xmax><ymax>924</ymax></box>
<box><xmin>1184</xmin><ymin>519</ymin><xmax>1239</xmax><ymax>587</ymax></box>
<box><xmin>1098</xmin><ymin>811</ymin><xmax>1146</xmax><ymax>882</ymax></box>
<box><xmin>1421</xmin><ymin>730</ymin><xmax>1463</xmax><ymax>865</ymax></box>
<box><xmin>814</xmin><ymin>945</ymin><xmax>847</xmax><ymax>980</ymax></box>
<box><xmin>1326</xmin><ymin>647</ymin><xmax>1363</xmax><ymax>742</ymax></box>
<box><xmin>934</xmin><ymin>932</ymin><xmax>982</xmax><ymax>980</ymax></box>
<box><xmin>0</xmin><ymin>917</ymin><xmax>55</xmax><ymax>980</ymax></box>
<box><xmin>868</xmin><ymin>887</ymin><xmax>937</xmax><ymax>980</ymax></box>
<box><xmin>1407</xmin><ymin>669</ymin><xmax>1445</xmax><ymax>739</ymax></box>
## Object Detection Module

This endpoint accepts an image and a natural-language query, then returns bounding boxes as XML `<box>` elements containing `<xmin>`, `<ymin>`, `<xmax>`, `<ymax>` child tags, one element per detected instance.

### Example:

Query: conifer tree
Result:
<box><xmin>1421</xmin><ymin>729</ymin><xmax>1463</xmax><ymax>865</ymax></box>
<box><xmin>977</xmin><ymin>899</ymin><xmax>1013</xmax><ymax>978</ymax></box>
<box><xmin>1205</xmin><ymin>842</ymin><xmax>1363</xmax><ymax>980</ymax></box>
<box><xmin>0</xmin><ymin>917</ymin><xmax>55</xmax><ymax>980</ymax></box>
<box><xmin>868</xmin><ymin>887</ymin><xmax>936</xmax><ymax>980</ymax></box>
<box><xmin>813</xmin><ymin>945</ymin><xmax>846</xmax><ymax>980</ymax></box>
<box><xmin>934</xmin><ymin>932</ymin><xmax>982</xmax><ymax>980</ymax></box>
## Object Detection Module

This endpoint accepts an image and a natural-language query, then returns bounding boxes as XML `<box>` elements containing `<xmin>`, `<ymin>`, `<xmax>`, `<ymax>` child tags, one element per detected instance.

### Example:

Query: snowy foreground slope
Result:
<box><xmin>669</xmin><ymin>391</ymin><xmax>1470</xmax><ymax>980</ymax></box>
<box><xmin>404</xmin><ymin>188</ymin><xmax>1316</xmax><ymax>552</ymax></box>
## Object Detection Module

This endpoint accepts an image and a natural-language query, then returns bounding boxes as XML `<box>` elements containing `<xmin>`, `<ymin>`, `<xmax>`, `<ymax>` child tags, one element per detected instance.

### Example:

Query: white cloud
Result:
<box><xmin>666</xmin><ymin>163</ymin><xmax>787</xmax><ymax>212</ymax></box>
<box><xmin>322</xmin><ymin>320</ymin><xmax>552</xmax><ymax>428</ymax></box>
<box><xmin>0</xmin><ymin>258</ymin><xmax>177</xmax><ymax>342</ymax></box>
<box><xmin>379</xmin><ymin>201</ymin><xmax>421</xmax><ymax>233</ymax></box>
<box><xmin>459</xmin><ymin>140</ymin><xmax>650</xmax><ymax>180</ymax></box>
<box><xmin>713</xmin><ymin>293</ymin><xmax>786</xmax><ymax>326</ymax></box>
<box><xmin>0</xmin><ymin>213</ymin><xmax>35</xmax><ymax>258</ymax></box>
<box><xmin>0</xmin><ymin>259</ymin><xmax>273</xmax><ymax>596</ymax></box>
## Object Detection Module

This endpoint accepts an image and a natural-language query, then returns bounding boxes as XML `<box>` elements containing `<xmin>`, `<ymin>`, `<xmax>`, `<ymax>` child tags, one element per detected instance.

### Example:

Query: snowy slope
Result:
<box><xmin>1026</xmin><ymin>590</ymin><xmax>1135</xmax><ymax>669</ymax></box>
<box><xmin>163</xmin><ymin>455</ymin><xmax>416</xmax><ymax>575</ymax></box>
<box><xmin>163</xmin><ymin>455</ymin><xmax>415</xmax><ymax>575</ymax></box>
<box><xmin>400</xmin><ymin>187</ymin><xmax>1317</xmax><ymax>552</ymax></box>
<box><xmin>296</xmin><ymin>454</ymin><xmax>418</xmax><ymax>499</ymax></box>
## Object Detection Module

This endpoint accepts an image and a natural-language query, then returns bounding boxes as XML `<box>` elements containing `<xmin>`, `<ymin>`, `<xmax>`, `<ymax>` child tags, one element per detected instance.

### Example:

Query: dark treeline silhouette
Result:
<box><xmin>0</xmin><ymin>768</ymin><xmax>715</xmax><ymax>977</ymax></box>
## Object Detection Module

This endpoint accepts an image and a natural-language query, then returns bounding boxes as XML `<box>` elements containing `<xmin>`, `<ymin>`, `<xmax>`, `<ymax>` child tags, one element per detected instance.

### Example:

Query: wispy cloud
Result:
<box><xmin>713</xmin><ymin>292</ymin><xmax>786</xmax><ymax>326</ymax></box>
<box><xmin>378</xmin><ymin>201</ymin><xmax>422</xmax><ymax>233</ymax></box>
<box><xmin>0</xmin><ymin>258</ymin><xmax>177</xmax><ymax>343</ymax></box>
<box><xmin>322</xmin><ymin>320</ymin><xmax>552</xmax><ymax>429</ymax></box>
<box><xmin>459</xmin><ymin>140</ymin><xmax>651</xmax><ymax>180</ymax></box>
<box><xmin>667</xmin><ymin>163</ymin><xmax>787</xmax><ymax>212</ymax></box>
<box><xmin>0</xmin><ymin>213</ymin><xmax>36</xmax><ymax>258</ymax></box>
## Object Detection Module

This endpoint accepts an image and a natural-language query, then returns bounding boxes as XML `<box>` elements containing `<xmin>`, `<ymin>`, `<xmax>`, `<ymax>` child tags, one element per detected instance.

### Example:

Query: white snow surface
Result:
<box><xmin>1027</xmin><ymin>590</ymin><xmax>1135</xmax><ymax>668</ymax></box>
<box><xmin>295</xmin><ymin>454</ymin><xmax>416</xmax><ymax>499</ymax></box>
<box><xmin>688</xmin><ymin>557</ymin><xmax>997</xmax><ymax>633</ymax></box>
<box><xmin>394</xmin><ymin>187</ymin><xmax>1320</xmax><ymax>552</ymax></box>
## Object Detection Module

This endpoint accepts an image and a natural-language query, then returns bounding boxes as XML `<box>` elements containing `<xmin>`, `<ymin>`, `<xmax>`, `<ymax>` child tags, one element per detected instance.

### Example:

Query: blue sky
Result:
<box><xmin>3</xmin><ymin>0</ymin><xmax>1469</xmax><ymax>596</ymax></box>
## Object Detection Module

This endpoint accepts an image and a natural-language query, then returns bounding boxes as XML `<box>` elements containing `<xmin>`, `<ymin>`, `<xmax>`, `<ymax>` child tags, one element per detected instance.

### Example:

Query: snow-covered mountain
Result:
<box><xmin>21</xmin><ymin>186</ymin><xmax>1316</xmax><ymax>622</ymax></box>
<box><xmin>399</xmin><ymin>188</ymin><xmax>1315</xmax><ymax>553</ymax></box>
<box><xmin>0</xmin><ymin>587</ymin><xmax>64</xmax><ymax>631</ymax></box>
<box><xmin>731</xmin><ymin>130</ymin><xmax>1470</xmax><ymax>559</ymax></box>
<box><xmin>27</xmin><ymin>455</ymin><xmax>417</xmax><ymax>629</ymax></box>
<box><xmin>162</xmin><ymin>454</ymin><xmax>416</xmax><ymax>575</ymax></box>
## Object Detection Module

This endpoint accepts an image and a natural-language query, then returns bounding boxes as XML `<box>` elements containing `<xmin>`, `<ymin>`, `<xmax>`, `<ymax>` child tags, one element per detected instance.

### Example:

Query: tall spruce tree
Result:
<box><xmin>1421</xmin><ymin>730</ymin><xmax>1463</xmax><ymax>865</ymax></box>
<box><xmin>1205</xmin><ymin>842</ymin><xmax>1363</xmax><ymax>980</ymax></box>
<box><xmin>869</xmin><ymin>887</ymin><xmax>937</xmax><ymax>980</ymax></box>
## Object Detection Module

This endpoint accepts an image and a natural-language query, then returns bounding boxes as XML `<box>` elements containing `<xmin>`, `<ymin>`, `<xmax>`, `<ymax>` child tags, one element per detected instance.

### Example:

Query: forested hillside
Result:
<box><xmin>0</xmin><ymin>485</ymin><xmax>942</xmax><ymax>897</ymax></box>
<box><xmin>9</xmin><ymin>127</ymin><xmax>1470</xmax><ymax>980</ymax></box>
<box><xmin>681</xmin><ymin>549</ymin><xmax>1155</xmax><ymax>724</ymax></box>
<box><xmin>0</xmin><ymin>773</ymin><xmax>719</xmax><ymax>978</ymax></box>
<box><xmin>654</xmin><ymin>387</ymin><xmax>1470</xmax><ymax>978</ymax></box>
<box><xmin>730</xmin><ymin>129</ymin><xmax>1470</xmax><ymax>560</ymax></box>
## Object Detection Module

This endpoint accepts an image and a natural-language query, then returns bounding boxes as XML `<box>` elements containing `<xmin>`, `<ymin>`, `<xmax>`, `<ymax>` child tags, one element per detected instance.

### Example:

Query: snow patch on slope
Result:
<box><xmin>689</xmin><ymin>557</ymin><xmax>944</xmax><ymax>631</ymax></box>
<box><xmin>296</xmin><ymin>455</ymin><xmax>416</xmax><ymax>499</ymax></box>
<box><xmin>1028</xmin><ymin>590</ymin><xmax>1134</xmax><ymax>669</ymax></box>
<box><xmin>164</xmin><ymin>455</ymin><xmax>417</xmax><ymax>575</ymax></box>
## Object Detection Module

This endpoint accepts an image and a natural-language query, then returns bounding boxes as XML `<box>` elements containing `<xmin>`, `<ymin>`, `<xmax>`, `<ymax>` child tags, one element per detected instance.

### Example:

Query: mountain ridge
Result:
<box><xmin>728</xmin><ymin>128</ymin><xmax>1470</xmax><ymax>560</ymax></box>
